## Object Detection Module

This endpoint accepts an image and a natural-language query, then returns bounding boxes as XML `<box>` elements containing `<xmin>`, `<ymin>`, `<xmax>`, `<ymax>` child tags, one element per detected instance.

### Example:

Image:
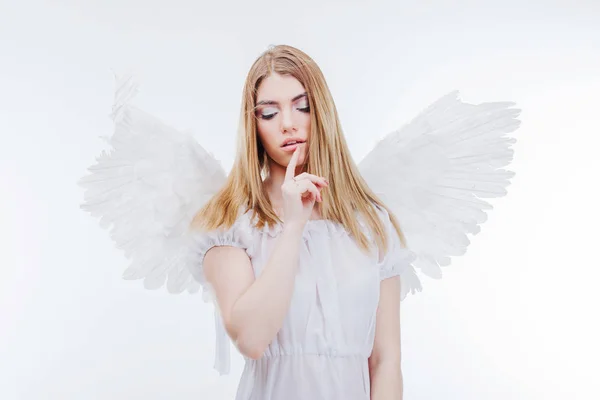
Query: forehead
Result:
<box><xmin>256</xmin><ymin>73</ymin><xmax>306</xmax><ymax>103</ymax></box>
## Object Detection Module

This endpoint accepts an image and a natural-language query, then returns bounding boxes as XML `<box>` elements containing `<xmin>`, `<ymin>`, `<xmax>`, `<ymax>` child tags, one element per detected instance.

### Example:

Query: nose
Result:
<box><xmin>280</xmin><ymin>107</ymin><xmax>294</xmax><ymax>133</ymax></box>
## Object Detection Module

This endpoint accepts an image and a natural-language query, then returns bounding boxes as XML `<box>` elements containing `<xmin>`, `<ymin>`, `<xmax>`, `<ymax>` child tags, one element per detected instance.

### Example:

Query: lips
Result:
<box><xmin>281</xmin><ymin>139</ymin><xmax>306</xmax><ymax>147</ymax></box>
<box><xmin>280</xmin><ymin>142</ymin><xmax>305</xmax><ymax>152</ymax></box>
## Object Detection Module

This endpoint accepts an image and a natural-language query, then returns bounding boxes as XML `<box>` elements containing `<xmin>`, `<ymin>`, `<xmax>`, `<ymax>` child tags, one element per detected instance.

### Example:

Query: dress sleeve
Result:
<box><xmin>187</xmin><ymin>217</ymin><xmax>252</xmax><ymax>376</ymax></box>
<box><xmin>188</xmin><ymin>218</ymin><xmax>252</xmax><ymax>299</ymax></box>
<box><xmin>375</xmin><ymin>206</ymin><xmax>415</xmax><ymax>281</ymax></box>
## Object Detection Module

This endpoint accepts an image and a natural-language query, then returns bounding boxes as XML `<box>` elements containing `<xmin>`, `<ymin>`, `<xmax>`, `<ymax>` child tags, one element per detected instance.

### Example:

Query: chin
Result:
<box><xmin>270</xmin><ymin>152</ymin><xmax>306</xmax><ymax>169</ymax></box>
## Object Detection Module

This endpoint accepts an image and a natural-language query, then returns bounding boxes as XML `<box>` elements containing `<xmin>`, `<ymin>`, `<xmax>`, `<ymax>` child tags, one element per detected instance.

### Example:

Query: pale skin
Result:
<box><xmin>203</xmin><ymin>73</ymin><xmax>403</xmax><ymax>399</ymax></box>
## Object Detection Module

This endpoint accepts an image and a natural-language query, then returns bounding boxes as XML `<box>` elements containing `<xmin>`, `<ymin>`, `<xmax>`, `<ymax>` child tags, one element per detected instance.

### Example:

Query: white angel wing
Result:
<box><xmin>79</xmin><ymin>73</ymin><xmax>227</xmax><ymax>294</ymax></box>
<box><xmin>359</xmin><ymin>91</ymin><xmax>520</xmax><ymax>299</ymax></box>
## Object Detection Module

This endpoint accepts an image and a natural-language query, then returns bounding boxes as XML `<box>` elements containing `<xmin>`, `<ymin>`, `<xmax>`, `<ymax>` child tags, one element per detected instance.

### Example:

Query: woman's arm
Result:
<box><xmin>203</xmin><ymin>222</ymin><xmax>304</xmax><ymax>360</ymax></box>
<box><xmin>369</xmin><ymin>275</ymin><xmax>403</xmax><ymax>399</ymax></box>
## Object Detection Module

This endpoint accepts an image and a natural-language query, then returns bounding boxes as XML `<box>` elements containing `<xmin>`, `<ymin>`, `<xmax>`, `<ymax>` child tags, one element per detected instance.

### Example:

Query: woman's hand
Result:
<box><xmin>280</xmin><ymin>147</ymin><xmax>329</xmax><ymax>227</ymax></box>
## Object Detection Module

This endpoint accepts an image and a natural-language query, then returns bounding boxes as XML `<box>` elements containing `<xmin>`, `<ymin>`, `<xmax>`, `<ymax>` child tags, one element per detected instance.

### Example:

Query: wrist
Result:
<box><xmin>282</xmin><ymin>221</ymin><xmax>305</xmax><ymax>235</ymax></box>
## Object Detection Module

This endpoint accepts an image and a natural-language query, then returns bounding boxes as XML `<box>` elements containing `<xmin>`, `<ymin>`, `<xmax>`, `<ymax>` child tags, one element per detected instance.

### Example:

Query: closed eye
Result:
<box><xmin>259</xmin><ymin>106</ymin><xmax>310</xmax><ymax>120</ymax></box>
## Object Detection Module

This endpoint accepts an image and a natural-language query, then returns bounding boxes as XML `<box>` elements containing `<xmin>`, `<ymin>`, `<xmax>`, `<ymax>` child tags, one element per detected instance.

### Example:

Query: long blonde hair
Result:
<box><xmin>191</xmin><ymin>44</ymin><xmax>406</xmax><ymax>254</ymax></box>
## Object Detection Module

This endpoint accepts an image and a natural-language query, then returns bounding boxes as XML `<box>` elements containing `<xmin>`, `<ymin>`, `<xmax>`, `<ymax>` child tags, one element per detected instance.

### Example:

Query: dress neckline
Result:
<box><xmin>241</xmin><ymin>210</ymin><xmax>346</xmax><ymax>237</ymax></box>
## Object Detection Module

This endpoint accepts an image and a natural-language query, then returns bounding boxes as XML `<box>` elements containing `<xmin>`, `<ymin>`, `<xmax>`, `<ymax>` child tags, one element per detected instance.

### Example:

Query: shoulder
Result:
<box><xmin>371</xmin><ymin>202</ymin><xmax>393</xmax><ymax>224</ymax></box>
<box><xmin>355</xmin><ymin>202</ymin><xmax>395</xmax><ymax>240</ymax></box>
<box><xmin>191</xmin><ymin>209</ymin><xmax>254</xmax><ymax>253</ymax></box>
<box><xmin>186</xmin><ymin>208</ymin><xmax>255</xmax><ymax>298</ymax></box>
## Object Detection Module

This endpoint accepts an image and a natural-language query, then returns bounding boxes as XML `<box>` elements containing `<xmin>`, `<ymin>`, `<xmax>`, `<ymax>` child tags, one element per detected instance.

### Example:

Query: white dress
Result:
<box><xmin>189</xmin><ymin>205</ymin><xmax>415</xmax><ymax>400</ymax></box>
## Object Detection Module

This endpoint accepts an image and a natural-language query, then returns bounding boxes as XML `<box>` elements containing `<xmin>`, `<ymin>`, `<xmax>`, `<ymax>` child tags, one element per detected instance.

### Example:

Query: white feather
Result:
<box><xmin>359</xmin><ymin>91</ymin><xmax>520</xmax><ymax>299</ymax></box>
<box><xmin>79</xmin><ymin>72</ymin><xmax>227</xmax><ymax>294</ymax></box>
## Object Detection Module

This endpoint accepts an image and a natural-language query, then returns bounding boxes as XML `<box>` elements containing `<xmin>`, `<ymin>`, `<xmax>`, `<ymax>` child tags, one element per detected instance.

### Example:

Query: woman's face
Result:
<box><xmin>255</xmin><ymin>73</ymin><xmax>311</xmax><ymax>169</ymax></box>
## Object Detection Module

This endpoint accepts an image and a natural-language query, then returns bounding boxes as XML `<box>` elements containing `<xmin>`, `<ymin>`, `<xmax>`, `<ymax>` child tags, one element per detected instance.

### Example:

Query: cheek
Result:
<box><xmin>301</xmin><ymin>113</ymin><xmax>311</xmax><ymax>129</ymax></box>
<box><xmin>300</xmin><ymin>114</ymin><xmax>311</xmax><ymax>139</ymax></box>
<box><xmin>257</xmin><ymin>123</ymin><xmax>278</xmax><ymax>150</ymax></box>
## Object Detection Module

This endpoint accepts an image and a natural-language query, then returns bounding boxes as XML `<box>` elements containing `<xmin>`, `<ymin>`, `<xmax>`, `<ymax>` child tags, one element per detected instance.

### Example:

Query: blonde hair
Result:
<box><xmin>191</xmin><ymin>44</ymin><xmax>406</xmax><ymax>254</ymax></box>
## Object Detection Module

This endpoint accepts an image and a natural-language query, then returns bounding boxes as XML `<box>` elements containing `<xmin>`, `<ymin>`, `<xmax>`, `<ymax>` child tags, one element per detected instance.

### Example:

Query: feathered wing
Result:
<box><xmin>79</xmin><ymin>73</ymin><xmax>227</xmax><ymax>294</ymax></box>
<box><xmin>359</xmin><ymin>91</ymin><xmax>520</xmax><ymax>300</ymax></box>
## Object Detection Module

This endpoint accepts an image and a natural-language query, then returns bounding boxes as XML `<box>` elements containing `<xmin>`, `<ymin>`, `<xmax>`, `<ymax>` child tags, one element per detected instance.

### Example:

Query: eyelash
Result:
<box><xmin>260</xmin><ymin>106</ymin><xmax>310</xmax><ymax>120</ymax></box>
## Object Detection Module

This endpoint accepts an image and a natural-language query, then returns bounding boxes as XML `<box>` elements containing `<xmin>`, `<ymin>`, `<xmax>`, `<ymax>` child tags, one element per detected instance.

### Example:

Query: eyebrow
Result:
<box><xmin>256</xmin><ymin>92</ymin><xmax>307</xmax><ymax>106</ymax></box>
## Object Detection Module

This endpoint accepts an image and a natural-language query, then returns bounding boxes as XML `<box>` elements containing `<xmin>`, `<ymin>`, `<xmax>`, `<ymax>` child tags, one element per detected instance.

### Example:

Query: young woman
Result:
<box><xmin>190</xmin><ymin>45</ymin><xmax>409</xmax><ymax>400</ymax></box>
<box><xmin>80</xmin><ymin>42</ymin><xmax>518</xmax><ymax>400</ymax></box>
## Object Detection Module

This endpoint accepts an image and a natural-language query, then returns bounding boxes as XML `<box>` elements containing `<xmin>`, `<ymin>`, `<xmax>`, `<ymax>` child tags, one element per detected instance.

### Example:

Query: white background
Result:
<box><xmin>1</xmin><ymin>0</ymin><xmax>599</xmax><ymax>399</ymax></box>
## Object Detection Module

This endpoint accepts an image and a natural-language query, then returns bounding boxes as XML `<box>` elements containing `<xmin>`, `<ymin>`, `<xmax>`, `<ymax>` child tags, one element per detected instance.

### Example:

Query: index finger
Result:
<box><xmin>284</xmin><ymin>147</ymin><xmax>300</xmax><ymax>181</ymax></box>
